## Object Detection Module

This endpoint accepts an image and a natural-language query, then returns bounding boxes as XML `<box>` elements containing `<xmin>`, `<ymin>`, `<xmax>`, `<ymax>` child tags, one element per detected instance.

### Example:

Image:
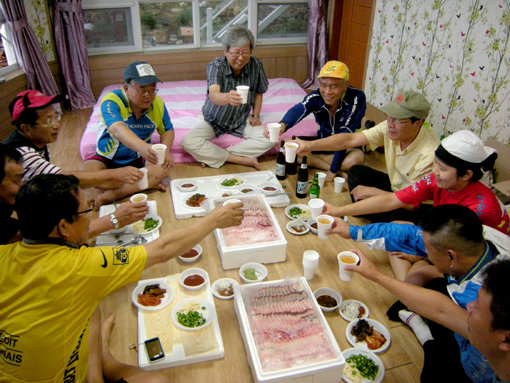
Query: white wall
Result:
<box><xmin>365</xmin><ymin>0</ymin><xmax>510</xmax><ymax>144</ymax></box>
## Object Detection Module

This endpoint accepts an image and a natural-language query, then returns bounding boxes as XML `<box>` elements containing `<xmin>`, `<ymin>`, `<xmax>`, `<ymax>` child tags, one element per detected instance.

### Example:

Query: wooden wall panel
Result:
<box><xmin>88</xmin><ymin>45</ymin><xmax>308</xmax><ymax>98</ymax></box>
<box><xmin>333</xmin><ymin>0</ymin><xmax>374</xmax><ymax>90</ymax></box>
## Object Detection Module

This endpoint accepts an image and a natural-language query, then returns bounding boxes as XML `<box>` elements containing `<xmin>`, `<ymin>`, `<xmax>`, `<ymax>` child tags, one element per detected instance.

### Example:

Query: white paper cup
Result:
<box><xmin>130</xmin><ymin>193</ymin><xmax>147</xmax><ymax>203</ymax></box>
<box><xmin>152</xmin><ymin>143</ymin><xmax>167</xmax><ymax>165</ymax></box>
<box><xmin>308</xmin><ymin>198</ymin><xmax>325</xmax><ymax>220</ymax></box>
<box><xmin>138</xmin><ymin>168</ymin><xmax>148</xmax><ymax>190</ymax></box>
<box><xmin>302</xmin><ymin>250</ymin><xmax>320</xmax><ymax>280</ymax></box>
<box><xmin>316</xmin><ymin>214</ymin><xmax>333</xmax><ymax>240</ymax></box>
<box><xmin>316</xmin><ymin>172</ymin><xmax>326</xmax><ymax>188</ymax></box>
<box><xmin>223</xmin><ymin>198</ymin><xmax>242</xmax><ymax>206</ymax></box>
<box><xmin>236</xmin><ymin>85</ymin><xmax>249</xmax><ymax>104</ymax></box>
<box><xmin>334</xmin><ymin>176</ymin><xmax>345</xmax><ymax>193</ymax></box>
<box><xmin>337</xmin><ymin>251</ymin><xmax>360</xmax><ymax>281</ymax></box>
<box><xmin>267</xmin><ymin>123</ymin><xmax>281</xmax><ymax>143</ymax></box>
<box><xmin>284</xmin><ymin>142</ymin><xmax>299</xmax><ymax>163</ymax></box>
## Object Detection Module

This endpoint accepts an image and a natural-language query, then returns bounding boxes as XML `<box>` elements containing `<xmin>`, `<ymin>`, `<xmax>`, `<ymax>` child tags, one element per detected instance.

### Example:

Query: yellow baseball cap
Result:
<box><xmin>318</xmin><ymin>61</ymin><xmax>349</xmax><ymax>81</ymax></box>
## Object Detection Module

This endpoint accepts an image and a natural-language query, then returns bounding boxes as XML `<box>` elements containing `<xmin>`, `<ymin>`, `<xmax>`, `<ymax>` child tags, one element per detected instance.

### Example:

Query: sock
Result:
<box><xmin>387</xmin><ymin>300</ymin><xmax>408</xmax><ymax>322</ymax></box>
<box><xmin>399</xmin><ymin>309</ymin><xmax>434</xmax><ymax>345</ymax></box>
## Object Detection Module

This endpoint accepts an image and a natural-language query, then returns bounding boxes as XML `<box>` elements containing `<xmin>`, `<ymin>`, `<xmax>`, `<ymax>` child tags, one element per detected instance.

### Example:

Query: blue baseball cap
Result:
<box><xmin>123</xmin><ymin>61</ymin><xmax>160</xmax><ymax>86</ymax></box>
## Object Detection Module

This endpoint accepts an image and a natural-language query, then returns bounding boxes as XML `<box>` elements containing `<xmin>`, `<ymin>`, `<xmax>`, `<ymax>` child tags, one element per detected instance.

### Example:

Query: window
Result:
<box><xmin>0</xmin><ymin>3</ymin><xmax>19</xmax><ymax>75</ymax></box>
<box><xmin>82</xmin><ymin>0</ymin><xmax>307</xmax><ymax>54</ymax></box>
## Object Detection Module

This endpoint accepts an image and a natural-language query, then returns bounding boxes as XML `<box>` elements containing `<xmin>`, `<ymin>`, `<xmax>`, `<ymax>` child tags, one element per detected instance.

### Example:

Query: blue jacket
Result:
<box><xmin>281</xmin><ymin>86</ymin><xmax>366</xmax><ymax>173</ymax></box>
<box><xmin>348</xmin><ymin>222</ymin><xmax>510</xmax><ymax>382</ymax></box>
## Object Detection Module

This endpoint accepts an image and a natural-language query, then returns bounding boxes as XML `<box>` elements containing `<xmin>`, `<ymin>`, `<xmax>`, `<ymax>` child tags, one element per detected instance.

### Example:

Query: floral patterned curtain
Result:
<box><xmin>0</xmin><ymin>0</ymin><xmax>59</xmax><ymax>95</ymax></box>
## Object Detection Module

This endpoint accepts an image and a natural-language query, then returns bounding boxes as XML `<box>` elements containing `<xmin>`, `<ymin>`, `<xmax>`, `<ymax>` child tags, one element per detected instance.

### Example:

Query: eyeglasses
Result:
<box><xmin>227</xmin><ymin>50</ymin><xmax>251</xmax><ymax>59</ymax></box>
<box><xmin>36</xmin><ymin>113</ymin><xmax>62</xmax><ymax>127</ymax></box>
<box><xmin>75</xmin><ymin>207</ymin><xmax>93</xmax><ymax>216</ymax></box>
<box><xmin>132</xmin><ymin>87</ymin><xmax>159</xmax><ymax>97</ymax></box>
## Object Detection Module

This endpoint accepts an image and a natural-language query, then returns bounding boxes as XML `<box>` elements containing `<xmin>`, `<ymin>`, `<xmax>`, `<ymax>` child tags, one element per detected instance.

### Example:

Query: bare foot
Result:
<box><xmin>226</xmin><ymin>154</ymin><xmax>260</xmax><ymax>170</ymax></box>
<box><xmin>101</xmin><ymin>314</ymin><xmax>115</xmax><ymax>353</ymax></box>
<box><xmin>243</xmin><ymin>158</ymin><xmax>260</xmax><ymax>170</ymax></box>
<box><xmin>95</xmin><ymin>191</ymin><xmax>114</xmax><ymax>207</ymax></box>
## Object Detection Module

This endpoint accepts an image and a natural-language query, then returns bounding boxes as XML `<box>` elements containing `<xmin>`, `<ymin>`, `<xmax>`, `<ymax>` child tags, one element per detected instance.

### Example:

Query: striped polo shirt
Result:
<box><xmin>3</xmin><ymin>130</ymin><xmax>61</xmax><ymax>181</ymax></box>
<box><xmin>202</xmin><ymin>56</ymin><xmax>268</xmax><ymax>136</ymax></box>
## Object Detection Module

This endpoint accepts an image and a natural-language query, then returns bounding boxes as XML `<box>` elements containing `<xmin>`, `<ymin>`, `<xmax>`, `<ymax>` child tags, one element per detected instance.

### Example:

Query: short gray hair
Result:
<box><xmin>222</xmin><ymin>25</ymin><xmax>255</xmax><ymax>52</ymax></box>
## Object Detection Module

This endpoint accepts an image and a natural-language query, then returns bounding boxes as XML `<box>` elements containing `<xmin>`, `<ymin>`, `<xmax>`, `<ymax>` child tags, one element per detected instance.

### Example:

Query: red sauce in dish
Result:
<box><xmin>263</xmin><ymin>186</ymin><xmax>277</xmax><ymax>192</ymax></box>
<box><xmin>183</xmin><ymin>274</ymin><xmax>205</xmax><ymax>286</ymax></box>
<box><xmin>181</xmin><ymin>183</ymin><xmax>195</xmax><ymax>188</ymax></box>
<box><xmin>310</xmin><ymin>222</ymin><xmax>318</xmax><ymax>229</ymax></box>
<box><xmin>180</xmin><ymin>249</ymin><xmax>199</xmax><ymax>258</ymax></box>
<box><xmin>241</xmin><ymin>188</ymin><xmax>254</xmax><ymax>193</ymax></box>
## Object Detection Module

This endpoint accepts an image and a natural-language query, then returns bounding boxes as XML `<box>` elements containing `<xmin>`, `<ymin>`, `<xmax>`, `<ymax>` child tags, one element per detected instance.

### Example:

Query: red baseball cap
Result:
<box><xmin>10</xmin><ymin>90</ymin><xmax>63</xmax><ymax>122</ymax></box>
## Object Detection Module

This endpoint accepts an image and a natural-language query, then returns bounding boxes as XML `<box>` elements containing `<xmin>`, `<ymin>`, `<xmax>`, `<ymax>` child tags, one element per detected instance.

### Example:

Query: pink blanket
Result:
<box><xmin>80</xmin><ymin>78</ymin><xmax>317</xmax><ymax>163</ymax></box>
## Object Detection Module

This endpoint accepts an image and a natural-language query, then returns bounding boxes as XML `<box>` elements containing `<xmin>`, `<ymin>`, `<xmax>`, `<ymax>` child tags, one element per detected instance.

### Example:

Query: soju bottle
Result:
<box><xmin>309</xmin><ymin>173</ymin><xmax>320</xmax><ymax>199</ymax></box>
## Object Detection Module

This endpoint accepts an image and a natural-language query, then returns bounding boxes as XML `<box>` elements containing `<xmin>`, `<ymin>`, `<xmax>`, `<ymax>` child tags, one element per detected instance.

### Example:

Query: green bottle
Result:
<box><xmin>309</xmin><ymin>173</ymin><xmax>320</xmax><ymax>199</ymax></box>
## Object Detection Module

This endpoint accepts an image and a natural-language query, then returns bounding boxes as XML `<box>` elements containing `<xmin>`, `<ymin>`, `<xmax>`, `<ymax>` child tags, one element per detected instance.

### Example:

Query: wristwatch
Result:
<box><xmin>251</xmin><ymin>114</ymin><xmax>260</xmax><ymax>118</ymax></box>
<box><xmin>110</xmin><ymin>213</ymin><xmax>119</xmax><ymax>230</ymax></box>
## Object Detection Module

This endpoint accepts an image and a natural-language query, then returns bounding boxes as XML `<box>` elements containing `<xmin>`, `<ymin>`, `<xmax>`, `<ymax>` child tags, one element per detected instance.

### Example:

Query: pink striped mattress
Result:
<box><xmin>80</xmin><ymin>78</ymin><xmax>317</xmax><ymax>164</ymax></box>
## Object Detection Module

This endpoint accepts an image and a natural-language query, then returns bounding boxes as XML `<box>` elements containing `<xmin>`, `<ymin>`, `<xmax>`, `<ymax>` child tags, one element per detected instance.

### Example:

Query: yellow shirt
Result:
<box><xmin>362</xmin><ymin>120</ymin><xmax>439</xmax><ymax>191</ymax></box>
<box><xmin>0</xmin><ymin>241</ymin><xmax>146</xmax><ymax>383</ymax></box>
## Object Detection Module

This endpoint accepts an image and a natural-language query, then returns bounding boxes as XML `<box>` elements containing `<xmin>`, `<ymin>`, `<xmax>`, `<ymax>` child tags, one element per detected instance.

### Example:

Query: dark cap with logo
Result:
<box><xmin>381</xmin><ymin>90</ymin><xmax>430</xmax><ymax>120</ymax></box>
<box><xmin>123</xmin><ymin>61</ymin><xmax>160</xmax><ymax>86</ymax></box>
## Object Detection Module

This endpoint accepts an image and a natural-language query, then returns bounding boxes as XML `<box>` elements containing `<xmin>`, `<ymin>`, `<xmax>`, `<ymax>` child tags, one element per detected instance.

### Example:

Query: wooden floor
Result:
<box><xmin>48</xmin><ymin>108</ymin><xmax>424</xmax><ymax>383</ymax></box>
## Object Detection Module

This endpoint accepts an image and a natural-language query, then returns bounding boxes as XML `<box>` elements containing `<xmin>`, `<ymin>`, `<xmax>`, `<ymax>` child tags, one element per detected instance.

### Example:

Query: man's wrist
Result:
<box><xmin>110</xmin><ymin>213</ymin><xmax>119</xmax><ymax>229</ymax></box>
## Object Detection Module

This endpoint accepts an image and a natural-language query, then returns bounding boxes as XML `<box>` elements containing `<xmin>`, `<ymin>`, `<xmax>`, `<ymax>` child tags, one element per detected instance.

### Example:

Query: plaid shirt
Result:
<box><xmin>202</xmin><ymin>56</ymin><xmax>268</xmax><ymax>136</ymax></box>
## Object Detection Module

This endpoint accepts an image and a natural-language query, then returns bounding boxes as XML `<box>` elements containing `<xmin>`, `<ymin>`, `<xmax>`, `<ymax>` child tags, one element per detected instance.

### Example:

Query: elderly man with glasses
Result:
<box><xmin>291</xmin><ymin>90</ymin><xmax>439</xmax><ymax>223</ymax></box>
<box><xmin>0</xmin><ymin>173</ymin><xmax>243</xmax><ymax>383</ymax></box>
<box><xmin>3</xmin><ymin>90</ymin><xmax>151</xmax><ymax>234</ymax></box>
<box><xmin>182</xmin><ymin>25</ymin><xmax>274</xmax><ymax>169</ymax></box>
<box><xmin>82</xmin><ymin>61</ymin><xmax>174</xmax><ymax>173</ymax></box>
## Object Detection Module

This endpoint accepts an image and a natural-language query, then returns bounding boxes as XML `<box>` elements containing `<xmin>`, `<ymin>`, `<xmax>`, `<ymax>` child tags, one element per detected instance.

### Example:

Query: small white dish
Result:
<box><xmin>183</xmin><ymin>193</ymin><xmax>208</xmax><ymax>209</ymax></box>
<box><xmin>239</xmin><ymin>262</ymin><xmax>268</xmax><ymax>283</ymax></box>
<box><xmin>218</xmin><ymin>190</ymin><xmax>238</xmax><ymax>198</ymax></box>
<box><xmin>132</xmin><ymin>279</ymin><xmax>173</xmax><ymax>311</ymax></box>
<box><xmin>307</xmin><ymin>219</ymin><xmax>318</xmax><ymax>234</ymax></box>
<box><xmin>238</xmin><ymin>184</ymin><xmax>259</xmax><ymax>194</ymax></box>
<box><xmin>339</xmin><ymin>299</ymin><xmax>370</xmax><ymax>322</ymax></box>
<box><xmin>259</xmin><ymin>182</ymin><xmax>280</xmax><ymax>195</ymax></box>
<box><xmin>286</xmin><ymin>219</ymin><xmax>310</xmax><ymax>235</ymax></box>
<box><xmin>219</xmin><ymin>176</ymin><xmax>246</xmax><ymax>188</ymax></box>
<box><xmin>346</xmin><ymin>318</ymin><xmax>391</xmax><ymax>353</ymax></box>
<box><xmin>129</xmin><ymin>215</ymin><xmax>162</xmax><ymax>235</ymax></box>
<box><xmin>178</xmin><ymin>244</ymin><xmax>202</xmax><ymax>263</ymax></box>
<box><xmin>177</xmin><ymin>180</ymin><xmax>198</xmax><ymax>192</ymax></box>
<box><xmin>171</xmin><ymin>298</ymin><xmax>214</xmax><ymax>331</ymax></box>
<box><xmin>313</xmin><ymin>287</ymin><xmax>343</xmax><ymax>312</ymax></box>
<box><xmin>285</xmin><ymin>204</ymin><xmax>311</xmax><ymax>220</ymax></box>
<box><xmin>211</xmin><ymin>278</ymin><xmax>238</xmax><ymax>300</ymax></box>
<box><xmin>179</xmin><ymin>267</ymin><xmax>209</xmax><ymax>291</ymax></box>
<box><xmin>342</xmin><ymin>347</ymin><xmax>385</xmax><ymax>383</ymax></box>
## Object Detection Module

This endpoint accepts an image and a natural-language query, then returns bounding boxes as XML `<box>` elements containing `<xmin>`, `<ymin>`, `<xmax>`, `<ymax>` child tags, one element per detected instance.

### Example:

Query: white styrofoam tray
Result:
<box><xmin>137</xmin><ymin>274</ymin><xmax>224</xmax><ymax>370</ymax></box>
<box><xmin>234</xmin><ymin>278</ymin><xmax>345</xmax><ymax>383</ymax></box>
<box><xmin>170</xmin><ymin>171</ymin><xmax>290</xmax><ymax>219</ymax></box>
<box><xmin>95</xmin><ymin>201</ymin><xmax>159</xmax><ymax>246</ymax></box>
<box><xmin>210</xmin><ymin>194</ymin><xmax>287</xmax><ymax>269</ymax></box>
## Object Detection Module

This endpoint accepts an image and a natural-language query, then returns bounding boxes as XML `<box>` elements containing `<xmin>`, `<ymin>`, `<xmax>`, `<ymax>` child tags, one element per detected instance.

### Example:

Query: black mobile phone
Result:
<box><xmin>144</xmin><ymin>337</ymin><xmax>165</xmax><ymax>361</ymax></box>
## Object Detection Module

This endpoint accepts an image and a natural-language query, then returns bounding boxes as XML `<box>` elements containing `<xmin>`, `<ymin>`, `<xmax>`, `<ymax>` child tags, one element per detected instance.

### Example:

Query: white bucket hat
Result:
<box><xmin>435</xmin><ymin>130</ymin><xmax>497</xmax><ymax>171</ymax></box>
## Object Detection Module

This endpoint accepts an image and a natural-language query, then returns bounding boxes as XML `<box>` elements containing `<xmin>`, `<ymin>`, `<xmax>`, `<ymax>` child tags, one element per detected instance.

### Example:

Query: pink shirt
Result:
<box><xmin>396</xmin><ymin>173</ymin><xmax>510</xmax><ymax>235</ymax></box>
